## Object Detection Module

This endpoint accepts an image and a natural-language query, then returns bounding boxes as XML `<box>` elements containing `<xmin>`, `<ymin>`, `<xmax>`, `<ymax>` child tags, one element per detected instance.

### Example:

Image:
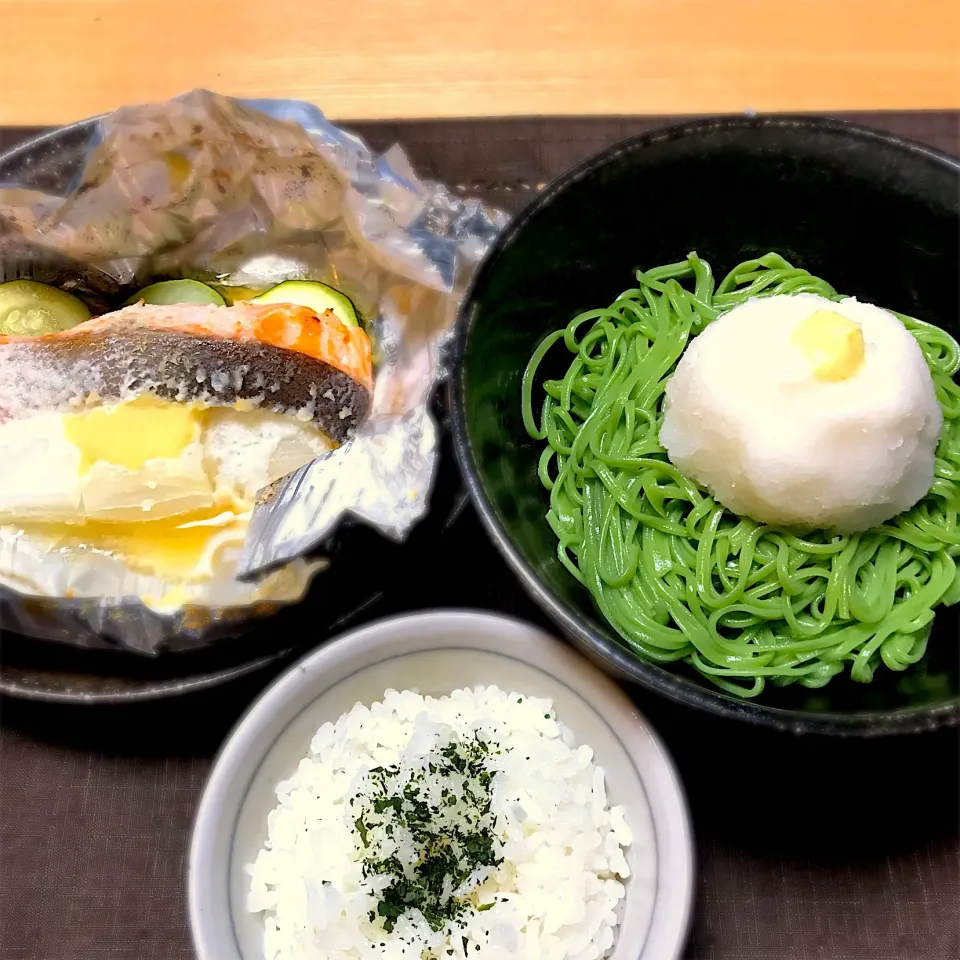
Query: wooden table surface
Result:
<box><xmin>1</xmin><ymin>0</ymin><xmax>958</xmax><ymax>125</ymax></box>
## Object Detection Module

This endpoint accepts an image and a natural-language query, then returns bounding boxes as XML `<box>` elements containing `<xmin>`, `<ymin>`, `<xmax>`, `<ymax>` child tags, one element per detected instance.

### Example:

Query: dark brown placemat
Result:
<box><xmin>1</xmin><ymin>112</ymin><xmax>959</xmax><ymax>960</ymax></box>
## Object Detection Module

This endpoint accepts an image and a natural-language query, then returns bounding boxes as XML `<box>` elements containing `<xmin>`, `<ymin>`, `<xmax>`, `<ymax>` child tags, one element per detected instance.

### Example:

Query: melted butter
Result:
<box><xmin>162</xmin><ymin>151</ymin><xmax>192</xmax><ymax>189</ymax></box>
<box><xmin>791</xmin><ymin>309</ymin><xmax>865</xmax><ymax>382</ymax></box>
<box><xmin>63</xmin><ymin>396</ymin><xmax>203</xmax><ymax>472</ymax></box>
<box><xmin>21</xmin><ymin>505</ymin><xmax>248</xmax><ymax>581</ymax></box>
<box><xmin>212</xmin><ymin>284</ymin><xmax>262</xmax><ymax>303</ymax></box>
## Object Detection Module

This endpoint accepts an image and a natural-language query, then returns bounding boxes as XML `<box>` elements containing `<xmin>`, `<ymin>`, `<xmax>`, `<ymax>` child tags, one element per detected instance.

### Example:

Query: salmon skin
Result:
<box><xmin>0</xmin><ymin>302</ymin><xmax>373</xmax><ymax>443</ymax></box>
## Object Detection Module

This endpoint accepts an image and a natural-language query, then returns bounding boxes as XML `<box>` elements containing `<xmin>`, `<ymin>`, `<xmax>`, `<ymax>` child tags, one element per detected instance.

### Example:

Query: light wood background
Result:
<box><xmin>1</xmin><ymin>0</ymin><xmax>958</xmax><ymax>125</ymax></box>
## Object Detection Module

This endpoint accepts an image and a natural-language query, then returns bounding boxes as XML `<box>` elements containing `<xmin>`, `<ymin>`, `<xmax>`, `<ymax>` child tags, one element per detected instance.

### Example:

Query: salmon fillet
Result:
<box><xmin>0</xmin><ymin>302</ymin><xmax>373</xmax><ymax>443</ymax></box>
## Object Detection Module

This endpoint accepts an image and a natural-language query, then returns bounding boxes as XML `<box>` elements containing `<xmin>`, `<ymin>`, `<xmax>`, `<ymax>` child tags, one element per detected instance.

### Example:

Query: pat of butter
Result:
<box><xmin>64</xmin><ymin>395</ymin><xmax>201</xmax><ymax>472</ymax></box>
<box><xmin>791</xmin><ymin>309</ymin><xmax>865</xmax><ymax>382</ymax></box>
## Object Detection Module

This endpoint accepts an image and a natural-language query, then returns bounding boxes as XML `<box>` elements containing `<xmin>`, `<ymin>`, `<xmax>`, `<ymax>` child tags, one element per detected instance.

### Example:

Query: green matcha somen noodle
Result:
<box><xmin>521</xmin><ymin>253</ymin><xmax>960</xmax><ymax>697</ymax></box>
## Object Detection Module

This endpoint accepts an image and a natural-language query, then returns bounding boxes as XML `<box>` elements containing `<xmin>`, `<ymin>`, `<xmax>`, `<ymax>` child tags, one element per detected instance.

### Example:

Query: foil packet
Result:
<box><xmin>0</xmin><ymin>90</ymin><xmax>507</xmax><ymax>653</ymax></box>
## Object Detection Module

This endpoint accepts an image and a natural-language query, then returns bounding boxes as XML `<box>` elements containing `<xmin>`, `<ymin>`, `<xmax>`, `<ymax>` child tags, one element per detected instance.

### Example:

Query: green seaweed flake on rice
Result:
<box><xmin>352</xmin><ymin>734</ymin><xmax>504</xmax><ymax>934</ymax></box>
<box><xmin>247</xmin><ymin>686</ymin><xmax>633</xmax><ymax>959</ymax></box>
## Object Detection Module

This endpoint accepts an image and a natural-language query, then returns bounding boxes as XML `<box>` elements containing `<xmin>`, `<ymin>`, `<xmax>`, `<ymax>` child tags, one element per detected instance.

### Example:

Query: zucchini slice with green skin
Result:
<box><xmin>0</xmin><ymin>280</ymin><xmax>91</xmax><ymax>336</ymax></box>
<box><xmin>125</xmin><ymin>279</ymin><xmax>226</xmax><ymax>307</ymax></box>
<box><xmin>251</xmin><ymin>280</ymin><xmax>360</xmax><ymax>327</ymax></box>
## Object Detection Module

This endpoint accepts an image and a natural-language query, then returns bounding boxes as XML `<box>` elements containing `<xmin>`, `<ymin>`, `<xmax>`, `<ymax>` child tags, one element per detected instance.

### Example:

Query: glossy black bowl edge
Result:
<box><xmin>449</xmin><ymin>114</ymin><xmax>960</xmax><ymax>737</ymax></box>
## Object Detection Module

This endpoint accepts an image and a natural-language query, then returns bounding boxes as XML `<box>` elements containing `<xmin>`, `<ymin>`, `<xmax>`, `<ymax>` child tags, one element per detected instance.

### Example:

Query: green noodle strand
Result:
<box><xmin>521</xmin><ymin>252</ymin><xmax>960</xmax><ymax>697</ymax></box>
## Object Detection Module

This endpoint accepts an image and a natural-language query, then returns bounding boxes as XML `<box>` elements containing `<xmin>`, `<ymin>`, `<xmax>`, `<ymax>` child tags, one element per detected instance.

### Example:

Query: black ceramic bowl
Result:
<box><xmin>452</xmin><ymin>115</ymin><xmax>960</xmax><ymax>735</ymax></box>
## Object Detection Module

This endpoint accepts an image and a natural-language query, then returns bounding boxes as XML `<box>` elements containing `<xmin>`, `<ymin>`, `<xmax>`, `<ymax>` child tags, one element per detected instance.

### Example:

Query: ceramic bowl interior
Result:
<box><xmin>189</xmin><ymin>611</ymin><xmax>694</xmax><ymax>960</ymax></box>
<box><xmin>452</xmin><ymin>116</ymin><xmax>960</xmax><ymax>734</ymax></box>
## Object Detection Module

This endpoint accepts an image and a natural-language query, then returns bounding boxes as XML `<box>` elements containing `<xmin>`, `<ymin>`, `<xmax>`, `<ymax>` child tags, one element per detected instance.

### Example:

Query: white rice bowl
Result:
<box><xmin>188</xmin><ymin>614</ymin><xmax>692</xmax><ymax>960</ymax></box>
<box><xmin>247</xmin><ymin>686</ymin><xmax>633</xmax><ymax>960</ymax></box>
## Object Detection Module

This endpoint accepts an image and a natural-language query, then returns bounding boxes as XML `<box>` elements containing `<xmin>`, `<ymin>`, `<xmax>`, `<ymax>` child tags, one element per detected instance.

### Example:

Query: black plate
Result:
<box><xmin>452</xmin><ymin>115</ymin><xmax>960</xmax><ymax>735</ymax></box>
<box><xmin>0</xmin><ymin>394</ymin><xmax>474</xmax><ymax>702</ymax></box>
<box><xmin>0</xmin><ymin>430</ymin><xmax>469</xmax><ymax>702</ymax></box>
<box><xmin>0</xmin><ymin>121</ymin><xmax>476</xmax><ymax>702</ymax></box>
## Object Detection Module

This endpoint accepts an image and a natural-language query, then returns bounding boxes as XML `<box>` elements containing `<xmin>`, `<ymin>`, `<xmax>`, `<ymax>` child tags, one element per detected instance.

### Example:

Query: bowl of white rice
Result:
<box><xmin>189</xmin><ymin>611</ymin><xmax>694</xmax><ymax>960</ymax></box>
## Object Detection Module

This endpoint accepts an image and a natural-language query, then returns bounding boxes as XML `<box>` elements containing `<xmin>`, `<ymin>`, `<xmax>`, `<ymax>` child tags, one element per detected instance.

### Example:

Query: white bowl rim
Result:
<box><xmin>188</xmin><ymin>608</ymin><xmax>695</xmax><ymax>960</ymax></box>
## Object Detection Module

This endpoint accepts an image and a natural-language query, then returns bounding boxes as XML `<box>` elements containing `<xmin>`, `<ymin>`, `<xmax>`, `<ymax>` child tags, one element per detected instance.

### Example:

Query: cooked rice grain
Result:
<box><xmin>247</xmin><ymin>686</ymin><xmax>633</xmax><ymax>960</ymax></box>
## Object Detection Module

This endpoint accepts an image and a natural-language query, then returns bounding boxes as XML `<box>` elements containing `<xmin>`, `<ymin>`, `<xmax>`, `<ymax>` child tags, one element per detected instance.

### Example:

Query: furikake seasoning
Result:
<box><xmin>349</xmin><ymin>735</ymin><xmax>504</xmax><ymax>934</ymax></box>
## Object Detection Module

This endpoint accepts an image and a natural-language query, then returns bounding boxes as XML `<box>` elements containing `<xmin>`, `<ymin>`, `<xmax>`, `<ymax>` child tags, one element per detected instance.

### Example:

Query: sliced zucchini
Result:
<box><xmin>0</xmin><ymin>280</ymin><xmax>91</xmax><ymax>336</ymax></box>
<box><xmin>125</xmin><ymin>279</ymin><xmax>226</xmax><ymax>307</ymax></box>
<box><xmin>251</xmin><ymin>280</ymin><xmax>360</xmax><ymax>327</ymax></box>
